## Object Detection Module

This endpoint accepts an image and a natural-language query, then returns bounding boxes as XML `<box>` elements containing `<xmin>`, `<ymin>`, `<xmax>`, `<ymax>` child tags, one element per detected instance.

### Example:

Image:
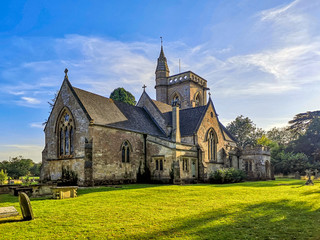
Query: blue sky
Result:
<box><xmin>0</xmin><ymin>0</ymin><xmax>319</xmax><ymax>162</ymax></box>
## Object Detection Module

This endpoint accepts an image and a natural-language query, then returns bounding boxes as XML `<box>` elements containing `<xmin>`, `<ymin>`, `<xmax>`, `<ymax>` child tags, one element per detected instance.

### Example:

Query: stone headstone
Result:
<box><xmin>295</xmin><ymin>171</ymin><xmax>300</xmax><ymax>179</ymax></box>
<box><xmin>19</xmin><ymin>192</ymin><xmax>34</xmax><ymax>221</ymax></box>
<box><xmin>305</xmin><ymin>169</ymin><xmax>314</xmax><ymax>186</ymax></box>
<box><xmin>314</xmin><ymin>169</ymin><xmax>319</xmax><ymax>180</ymax></box>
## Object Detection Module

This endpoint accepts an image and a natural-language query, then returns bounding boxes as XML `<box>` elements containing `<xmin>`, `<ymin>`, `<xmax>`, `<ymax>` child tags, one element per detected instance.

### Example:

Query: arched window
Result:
<box><xmin>208</xmin><ymin>129</ymin><xmax>217</xmax><ymax>161</ymax></box>
<box><xmin>121</xmin><ymin>141</ymin><xmax>131</xmax><ymax>163</ymax></box>
<box><xmin>171</xmin><ymin>92</ymin><xmax>181</xmax><ymax>106</ymax></box>
<box><xmin>58</xmin><ymin>109</ymin><xmax>74</xmax><ymax>158</ymax></box>
<box><xmin>194</xmin><ymin>92</ymin><xmax>202</xmax><ymax>107</ymax></box>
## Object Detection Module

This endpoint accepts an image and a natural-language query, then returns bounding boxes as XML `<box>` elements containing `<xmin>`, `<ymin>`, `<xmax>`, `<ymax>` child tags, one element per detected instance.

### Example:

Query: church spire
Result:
<box><xmin>156</xmin><ymin>37</ymin><xmax>169</xmax><ymax>73</ymax></box>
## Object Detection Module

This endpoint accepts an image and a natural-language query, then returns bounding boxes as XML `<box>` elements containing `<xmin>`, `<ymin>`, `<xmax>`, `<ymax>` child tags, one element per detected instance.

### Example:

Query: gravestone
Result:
<box><xmin>19</xmin><ymin>192</ymin><xmax>34</xmax><ymax>221</ymax></box>
<box><xmin>295</xmin><ymin>171</ymin><xmax>300</xmax><ymax>179</ymax></box>
<box><xmin>314</xmin><ymin>169</ymin><xmax>319</xmax><ymax>180</ymax></box>
<box><xmin>305</xmin><ymin>169</ymin><xmax>314</xmax><ymax>186</ymax></box>
<box><xmin>0</xmin><ymin>206</ymin><xmax>19</xmax><ymax>219</ymax></box>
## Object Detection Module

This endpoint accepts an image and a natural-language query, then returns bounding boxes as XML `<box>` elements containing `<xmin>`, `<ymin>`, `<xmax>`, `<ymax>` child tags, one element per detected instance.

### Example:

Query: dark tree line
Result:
<box><xmin>226</xmin><ymin>111</ymin><xmax>320</xmax><ymax>175</ymax></box>
<box><xmin>0</xmin><ymin>156</ymin><xmax>41</xmax><ymax>179</ymax></box>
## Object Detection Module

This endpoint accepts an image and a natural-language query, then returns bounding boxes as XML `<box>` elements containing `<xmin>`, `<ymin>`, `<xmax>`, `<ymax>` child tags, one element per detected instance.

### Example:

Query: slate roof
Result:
<box><xmin>152</xmin><ymin>100</ymin><xmax>172</xmax><ymax>113</ymax></box>
<box><xmin>72</xmin><ymin>84</ymin><xmax>235</xmax><ymax>142</ymax></box>
<box><xmin>73</xmin><ymin>87</ymin><xmax>165</xmax><ymax>137</ymax></box>
<box><xmin>162</xmin><ymin>105</ymin><xmax>235</xmax><ymax>141</ymax></box>
<box><xmin>156</xmin><ymin>46</ymin><xmax>169</xmax><ymax>72</ymax></box>
<box><xmin>219</xmin><ymin>122</ymin><xmax>237</xmax><ymax>142</ymax></box>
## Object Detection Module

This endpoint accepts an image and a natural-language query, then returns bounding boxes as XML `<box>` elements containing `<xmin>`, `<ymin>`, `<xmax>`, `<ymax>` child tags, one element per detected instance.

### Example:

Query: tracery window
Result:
<box><xmin>208</xmin><ymin>129</ymin><xmax>217</xmax><ymax>161</ymax></box>
<box><xmin>58</xmin><ymin>109</ymin><xmax>74</xmax><ymax>158</ymax></box>
<box><xmin>121</xmin><ymin>141</ymin><xmax>131</xmax><ymax>163</ymax></box>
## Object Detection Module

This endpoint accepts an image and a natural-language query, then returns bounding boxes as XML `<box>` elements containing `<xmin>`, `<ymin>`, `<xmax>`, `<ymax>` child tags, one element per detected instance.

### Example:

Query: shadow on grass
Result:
<box><xmin>126</xmin><ymin>199</ymin><xmax>320</xmax><ymax>239</ymax></box>
<box><xmin>0</xmin><ymin>218</ymin><xmax>23</xmax><ymax>224</ymax></box>
<box><xmin>0</xmin><ymin>194</ymin><xmax>19</xmax><ymax>204</ymax></box>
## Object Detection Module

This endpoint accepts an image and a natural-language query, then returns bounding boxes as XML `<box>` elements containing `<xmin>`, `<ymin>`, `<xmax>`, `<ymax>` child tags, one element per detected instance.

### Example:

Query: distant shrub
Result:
<box><xmin>209</xmin><ymin>168</ymin><xmax>246</xmax><ymax>184</ymax></box>
<box><xmin>0</xmin><ymin>169</ymin><xmax>8</xmax><ymax>185</ymax></box>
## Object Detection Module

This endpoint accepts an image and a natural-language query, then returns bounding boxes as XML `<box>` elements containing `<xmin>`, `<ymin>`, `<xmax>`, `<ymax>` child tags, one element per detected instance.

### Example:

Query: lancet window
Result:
<box><xmin>208</xmin><ymin>129</ymin><xmax>217</xmax><ymax>161</ymax></box>
<box><xmin>121</xmin><ymin>141</ymin><xmax>131</xmax><ymax>163</ymax></box>
<box><xmin>58</xmin><ymin>109</ymin><xmax>74</xmax><ymax>158</ymax></box>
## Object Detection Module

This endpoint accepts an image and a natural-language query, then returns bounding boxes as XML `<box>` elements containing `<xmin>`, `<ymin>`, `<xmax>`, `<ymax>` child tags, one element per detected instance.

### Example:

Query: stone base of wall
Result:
<box><xmin>93</xmin><ymin>178</ymin><xmax>137</xmax><ymax>186</ymax></box>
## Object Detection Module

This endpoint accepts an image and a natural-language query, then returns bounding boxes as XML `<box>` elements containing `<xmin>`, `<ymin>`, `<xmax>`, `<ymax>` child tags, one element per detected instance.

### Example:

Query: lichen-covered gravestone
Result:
<box><xmin>305</xmin><ymin>169</ymin><xmax>314</xmax><ymax>186</ymax></box>
<box><xmin>19</xmin><ymin>192</ymin><xmax>34</xmax><ymax>221</ymax></box>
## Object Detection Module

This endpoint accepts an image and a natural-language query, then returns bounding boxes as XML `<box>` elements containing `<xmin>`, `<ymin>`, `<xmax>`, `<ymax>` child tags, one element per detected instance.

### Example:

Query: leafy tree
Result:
<box><xmin>288</xmin><ymin>110</ymin><xmax>320</xmax><ymax>136</ymax></box>
<box><xmin>271</xmin><ymin>149</ymin><xmax>310</xmax><ymax>175</ymax></box>
<box><xmin>0</xmin><ymin>156</ymin><xmax>34</xmax><ymax>179</ymax></box>
<box><xmin>257</xmin><ymin>135</ymin><xmax>278</xmax><ymax>148</ymax></box>
<box><xmin>226</xmin><ymin>115</ymin><xmax>263</xmax><ymax>149</ymax></box>
<box><xmin>266</xmin><ymin>127</ymin><xmax>296</xmax><ymax>146</ymax></box>
<box><xmin>0</xmin><ymin>169</ymin><xmax>8</xmax><ymax>185</ymax></box>
<box><xmin>30</xmin><ymin>163</ymin><xmax>42</xmax><ymax>176</ymax></box>
<box><xmin>287</xmin><ymin>117</ymin><xmax>320</xmax><ymax>162</ymax></box>
<box><xmin>110</xmin><ymin>87</ymin><xmax>136</xmax><ymax>106</ymax></box>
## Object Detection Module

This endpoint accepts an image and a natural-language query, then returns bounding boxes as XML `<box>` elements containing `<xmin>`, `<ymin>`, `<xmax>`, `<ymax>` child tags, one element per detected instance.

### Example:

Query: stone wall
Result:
<box><xmin>90</xmin><ymin>126</ymin><xmax>145</xmax><ymax>185</ymax></box>
<box><xmin>41</xmin><ymin>80</ymin><xmax>90</xmax><ymax>184</ymax></box>
<box><xmin>241</xmin><ymin>146</ymin><xmax>272</xmax><ymax>180</ymax></box>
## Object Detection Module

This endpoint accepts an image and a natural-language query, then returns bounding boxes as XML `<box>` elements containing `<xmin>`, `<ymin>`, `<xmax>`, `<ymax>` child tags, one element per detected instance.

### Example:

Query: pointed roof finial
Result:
<box><xmin>156</xmin><ymin>37</ymin><xmax>169</xmax><ymax>73</ymax></box>
<box><xmin>142</xmin><ymin>84</ymin><xmax>147</xmax><ymax>92</ymax></box>
<box><xmin>208</xmin><ymin>92</ymin><xmax>211</xmax><ymax>98</ymax></box>
<box><xmin>64</xmin><ymin>68</ymin><xmax>68</xmax><ymax>80</ymax></box>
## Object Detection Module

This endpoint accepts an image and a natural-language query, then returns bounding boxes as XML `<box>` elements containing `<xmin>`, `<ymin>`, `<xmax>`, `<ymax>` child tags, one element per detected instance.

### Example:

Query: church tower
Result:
<box><xmin>155</xmin><ymin>42</ymin><xmax>208</xmax><ymax>109</ymax></box>
<box><xmin>155</xmin><ymin>42</ymin><xmax>170</xmax><ymax>103</ymax></box>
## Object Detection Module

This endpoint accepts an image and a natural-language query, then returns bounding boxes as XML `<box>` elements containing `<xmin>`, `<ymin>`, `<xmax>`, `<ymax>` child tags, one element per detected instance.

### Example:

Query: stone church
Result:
<box><xmin>40</xmin><ymin>45</ymin><xmax>272</xmax><ymax>186</ymax></box>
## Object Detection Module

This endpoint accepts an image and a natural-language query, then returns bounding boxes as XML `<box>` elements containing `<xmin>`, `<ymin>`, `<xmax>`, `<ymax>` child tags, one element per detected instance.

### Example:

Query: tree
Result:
<box><xmin>30</xmin><ymin>163</ymin><xmax>42</xmax><ymax>176</ymax></box>
<box><xmin>110</xmin><ymin>87</ymin><xmax>136</xmax><ymax>106</ymax></box>
<box><xmin>257</xmin><ymin>135</ymin><xmax>278</xmax><ymax>149</ymax></box>
<box><xmin>0</xmin><ymin>169</ymin><xmax>8</xmax><ymax>185</ymax></box>
<box><xmin>288</xmin><ymin>117</ymin><xmax>320</xmax><ymax>162</ymax></box>
<box><xmin>266</xmin><ymin>127</ymin><xmax>296</xmax><ymax>146</ymax></box>
<box><xmin>272</xmin><ymin>150</ymin><xmax>310</xmax><ymax>174</ymax></box>
<box><xmin>288</xmin><ymin>110</ymin><xmax>320</xmax><ymax>136</ymax></box>
<box><xmin>1</xmin><ymin>156</ymin><xmax>34</xmax><ymax>179</ymax></box>
<box><xmin>226</xmin><ymin>115</ymin><xmax>263</xmax><ymax>148</ymax></box>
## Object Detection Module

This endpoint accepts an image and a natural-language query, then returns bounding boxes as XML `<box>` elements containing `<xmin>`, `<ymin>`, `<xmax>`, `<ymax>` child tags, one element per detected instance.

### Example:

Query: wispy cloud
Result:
<box><xmin>259</xmin><ymin>0</ymin><xmax>299</xmax><ymax>21</ymax></box>
<box><xmin>30</xmin><ymin>122</ymin><xmax>44</xmax><ymax>129</ymax></box>
<box><xmin>21</xmin><ymin>97</ymin><xmax>40</xmax><ymax>104</ymax></box>
<box><xmin>0</xmin><ymin>144</ymin><xmax>43</xmax><ymax>162</ymax></box>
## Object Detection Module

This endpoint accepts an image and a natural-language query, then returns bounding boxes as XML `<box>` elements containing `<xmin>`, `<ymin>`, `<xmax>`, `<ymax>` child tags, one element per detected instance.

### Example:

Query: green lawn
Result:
<box><xmin>1</xmin><ymin>179</ymin><xmax>320</xmax><ymax>239</ymax></box>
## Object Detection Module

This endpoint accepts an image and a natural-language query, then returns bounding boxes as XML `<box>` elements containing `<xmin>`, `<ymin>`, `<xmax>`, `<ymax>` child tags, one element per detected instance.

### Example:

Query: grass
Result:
<box><xmin>1</xmin><ymin>179</ymin><xmax>320</xmax><ymax>239</ymax></box>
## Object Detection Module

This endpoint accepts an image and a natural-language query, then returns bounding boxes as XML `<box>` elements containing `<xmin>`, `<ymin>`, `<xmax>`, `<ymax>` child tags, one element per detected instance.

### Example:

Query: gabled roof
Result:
<box><xmin>160</xmin><ymin>99</ymin><xmax>236</xmax><ymax>142</ymax></box>
<box><xmin>73</xmin><ymin>87</ymin><xmax>165</xmax><ymax>137</ymax></box>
